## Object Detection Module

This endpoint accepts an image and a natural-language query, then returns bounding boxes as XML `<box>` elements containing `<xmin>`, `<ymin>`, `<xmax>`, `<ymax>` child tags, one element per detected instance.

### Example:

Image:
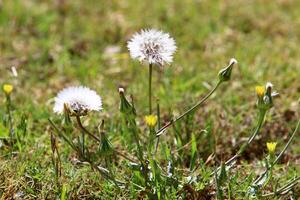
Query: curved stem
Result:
<box><xmin>75</xmin><ymin>116</ymin><xmax>137</xmax><ymax>163</ymax></box>
<box><xmin>210</xmin><ymin>110</ymin><xmax>267</xmax><ymax>176</ymax></box>
<box><xmin>226</xmin><ymin>110</ymin><xmax>266</xmax><ymax>166</ymax></box>
<box><xmin>253</xmin><ymin>120</ymin><xmax>300</xmax><ymax>185</ymax></box>
<box><xmin>156</xmin><ymin>80</ymin><xmax>222</xmax><ymax>137</ymax></box>
<box><xmin>261</xmin><ymin>177</ymin><xmax>300</xmax><ymax>197</ymax></box>
<box><xmin>272</xmin><ymin>120</ymin><xmax>300</xmax><ymax>166</ymax></box>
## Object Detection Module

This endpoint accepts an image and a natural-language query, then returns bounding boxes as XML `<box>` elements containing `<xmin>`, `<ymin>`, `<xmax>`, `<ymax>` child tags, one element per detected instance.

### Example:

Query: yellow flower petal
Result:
<box><xmin>144</xmin><ymin>115</ymin><xmax>157</xmax><ymax>127</ymax></box>
<box><xmin>255</xmin><ymin>86</ymin><xmax>265</xmax><ymax>97</ymax></box>
<box><xmin>266</xmin><ymin>142</ymin><xmax>277</xmax><ymax>154</ymax></box>
<box><xmin>3</xmin><ymin>84</ymin><xmax>13</xmax><ymax>95</ymax></box>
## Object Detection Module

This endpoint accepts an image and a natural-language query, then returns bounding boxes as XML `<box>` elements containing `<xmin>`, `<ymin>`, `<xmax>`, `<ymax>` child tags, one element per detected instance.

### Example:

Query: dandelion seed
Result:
<box><xmin>266</xmin><ymin>142</ymin><xmax>277</xmax><ymax>154</ymax></box>
<box><xmin>127</xmin><ymin>29</ymin><xmax>176</xmax><ymax>66</ymax></box>
<box><xmin>3</xmin><ymin>84</ymin><xmax>13</xmax><ymax>95</ymax></box>
<box><xmin>255</xmin><ymin>86</ymin><xmax>265</xmax><ymax>97</ymax></box>
<box><xmin>144</xmin><ymin>115</ymin><xmax>158</xmax><ymax>127</ymax></box>
<box><xmin>53</xmin><ymin>86</ymin><xmax>102</xmax><ymax>116</ymax></box>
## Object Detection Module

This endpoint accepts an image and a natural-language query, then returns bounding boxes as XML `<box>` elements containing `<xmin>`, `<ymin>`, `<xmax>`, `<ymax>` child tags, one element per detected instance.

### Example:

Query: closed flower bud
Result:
<box><xmin>119</xmin><ymin>87</ymin><xmax>136</xmax><ymax>116</ymax></box>
<box><xmin>218</xmin><ymin>58</ymin><xmax>237</xmax><ymax>82</ymax></box>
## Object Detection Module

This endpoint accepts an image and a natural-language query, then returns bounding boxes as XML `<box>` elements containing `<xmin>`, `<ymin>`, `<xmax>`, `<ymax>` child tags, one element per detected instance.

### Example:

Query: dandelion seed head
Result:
<box><xmin>127</xmin><ymin>29</ymin><xmax>176</xmax><ymax>66</ymax></box>
<box><xmin>53</xmin><ymin>86</ymin><xmax>102</xmax><ymax>116</ymax></box>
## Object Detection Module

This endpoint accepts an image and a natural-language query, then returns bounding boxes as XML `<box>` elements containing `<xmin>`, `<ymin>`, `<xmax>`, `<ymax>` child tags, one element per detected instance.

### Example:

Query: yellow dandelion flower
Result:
<box><xmin>255</xmin><ymin>86</ymin><xmax>265</xmax><ymax>97</ymax></box>
<box><xmin>144</xmin><ymin>115</ymin><xmax>157</xmax><ymax>127</ymax></box>
<box><xmin>3</xmin><ymin>84</ymin><xmax>13</xmax><ymax>95</ymax></box>
<box><xmin>266</xmin><ymin>142</ymin><xmax>277</xmax><ymax>154</ymax></box>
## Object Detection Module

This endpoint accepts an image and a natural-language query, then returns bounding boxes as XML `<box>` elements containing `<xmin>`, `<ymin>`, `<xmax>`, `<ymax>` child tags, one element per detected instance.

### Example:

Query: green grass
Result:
<box><xmin>1</xmin><ymin>0</ymin><xmax>300</xmax><ymax>199</ymax></box>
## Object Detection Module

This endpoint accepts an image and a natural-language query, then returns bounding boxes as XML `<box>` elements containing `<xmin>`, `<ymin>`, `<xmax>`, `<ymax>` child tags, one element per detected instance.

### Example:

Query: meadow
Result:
<box><xmin>0</xmin><ymin>0</ymin><xmax>300</xmax><ymax>199</ymax></box>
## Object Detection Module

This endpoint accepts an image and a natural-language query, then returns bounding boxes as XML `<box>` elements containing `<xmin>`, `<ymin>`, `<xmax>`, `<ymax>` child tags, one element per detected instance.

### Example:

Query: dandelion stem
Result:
<box><xmin>76</xmin><ymin>116</ymin><xmax>86</xmax><ymax>156</ymax></box>
<box><xmin>5</xmin><ymin>95</ymin><xmax>14</xmax><ymax>153</ymax></box>
<box><xmin>211</xmin><ymin>109</ymin><xmax>267</xmax><ymax>176</ymax></box>
<box><xmin>156</xmin><ymin>80</ymin><xmax>222</xmax><ymax>137</ymax></box>
<box><xmin>226</xmin><ymin>110</ymin><xmax>266</xmax><ymax>165</ymax></box>
<box><xmin>49</xmin><ymin>119</ymin><xmax>123</xmax><ymax>188</ymax></box>
<box><xmin>149</xmin><ymin>63</ymin><xmax>153</xmax><ymax>114</ymax></box>
<box><xmin>75</xmin><ymin>116</ymin><xmax>137</xmax><ymax>163</ymax></box>
<box><xmin>154</xmin><ymin>99</ymin><xmax>161</xmax><ymax>154</ymax></box>
<box><xmin>261</xmin><ymin>177</ymin><xmax>300</xmax><ymax>197</ymax></box>
<box><xmin>253</xmin><ymin>120</ymin><xmax>300</xmax><ymax>186</ymax></box>
<box><xmin>272</xmin><ymin>120</ymin><xmax>300</xmax><ymax>166</ymax></box>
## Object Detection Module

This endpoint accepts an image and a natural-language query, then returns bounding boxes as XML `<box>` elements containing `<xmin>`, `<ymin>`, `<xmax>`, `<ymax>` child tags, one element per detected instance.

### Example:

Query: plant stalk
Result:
<box><xmin>156</xmin><ymin>80</ymin><xmax>222</xmax><ymax>137</ymax></box>
<box><xmin>75</xmin><ymin>116</ymin><xmax>137</xmax><ymax>163</ymax></box>
<box><xmin>149</xmin><ymin>63</ymin><xmax>153</xmax><ymax>114</ymax></box>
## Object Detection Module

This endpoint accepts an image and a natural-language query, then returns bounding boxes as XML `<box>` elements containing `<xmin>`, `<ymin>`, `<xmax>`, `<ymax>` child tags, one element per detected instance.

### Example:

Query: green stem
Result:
<box><xmin>49</xmin><ymin>118</ymin><xmax>122</xmax><ymax>188</ymax></box>
<box><xmin>261</xmin><ymin>177</ymin><xmax>300</xmax><ymax>197</ymax></box>
<box><xmin>211</xmin><ymin>109</ymin><xmax>267</xmax><ymax>176</ymax></box>
<box><xmin>156</xmin><ymin>80</ymin><xmax>223</xmax><ymax>137</ymax></box>
<box><xmin>76</xmin><ymin>116</ymin><xmax>85</xmax><ymax>157</ymax></box>
<box><xmin>253</xmin><ymin>120</ymin><xmax>300</xmax><ymax>185</ymax></box>
<box><xmin>154</xmin><ymin>99</ymin><xmax>161</xmax><ymax>154</ymax></box>
<box><xmin>228</xmin><ymin>110</ymin><xmax>266</xmax><ymax>165</ymax></box>
<box><xmin>6</xmin><ymin>95</ymin><xmax>14</xmax><ymax>153</ymax></box>
<box><xmin>272</xmin><ymin>120</ymin><xmax>300</xmax><ymax>166</ymax></box>
<box><xmin>149</xmin><ymin>63</ymin><xmax>153</xmax><ymax>114</ymax></box>
<box><xmin>75</xmin><ymin>116</ymin><xmax>137</xmax><ymax>163</ymax></box>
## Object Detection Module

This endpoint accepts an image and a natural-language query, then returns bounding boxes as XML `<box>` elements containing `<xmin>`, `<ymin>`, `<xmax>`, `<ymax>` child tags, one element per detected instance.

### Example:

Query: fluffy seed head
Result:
<box><xmin>53</xmin><ymin>86</ymin><xmax>102</xmax><ymax>116</ymax></box>
<box><xmin>127</xmin><ymin>29</ymin><xmax>176</xmax><ymax>66</ymax></box>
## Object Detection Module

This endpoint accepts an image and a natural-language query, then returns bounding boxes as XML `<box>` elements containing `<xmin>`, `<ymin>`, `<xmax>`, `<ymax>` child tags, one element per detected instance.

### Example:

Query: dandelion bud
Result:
<box><xmin>218</xmin><ymin>58</ymin><xmax>237</xmax><ymax>82</ymax></box>
<box><xmin>3</xmin><ymin>84</ymin><xmax>13</xmax><ymax>95</ymax></box>
<box><xmin>144</xmin><ymin>115</ymin><xmax>158</xmax><ymax>127</ymax></box>
<box><xmin>98</xmin><ymin>121</ymin><xmax>113</xmax><ymax>156</ymax></box>
<box><xmin>119</xmin><ymin>87</ymin><xmax>136</xmax><ymax>116</ymax></box>
<box><xmin>263</xmin><ymin>82</ymin><xmax>274</xmax><ymax>108</ymax></box>
<box><xmin>266</xmin><ymin>142</ymin><xmax>277</xmax><ymax>155</ymax></box>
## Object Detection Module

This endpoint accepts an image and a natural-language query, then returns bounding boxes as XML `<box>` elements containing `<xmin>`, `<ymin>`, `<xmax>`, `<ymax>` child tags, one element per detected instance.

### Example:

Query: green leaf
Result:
<box><xmin>189</xmin><ymin>133</ymin><xmax>197</xmax><ymax>170</ymax></box>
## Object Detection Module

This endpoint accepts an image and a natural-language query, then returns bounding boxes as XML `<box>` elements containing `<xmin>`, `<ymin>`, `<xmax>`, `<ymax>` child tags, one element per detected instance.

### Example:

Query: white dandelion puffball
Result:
<box><xmin>53</xmin><ymin>86</ymin><xmax>102</xmax><ymax>116</ymax></box>
<box><xmin>127</xmin><ymin>29</ymin><xmax>177</xmax><ymax>66</ymax></box>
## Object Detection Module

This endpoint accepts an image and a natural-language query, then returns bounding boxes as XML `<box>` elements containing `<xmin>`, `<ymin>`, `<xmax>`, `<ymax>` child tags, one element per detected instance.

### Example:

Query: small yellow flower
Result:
<box><xmin>3</xmin><ymin>84</ymin><xmax>13</xmax><ymax>95</ymax></box>
<box><xmin>255</xmin><ymin>86</ymin><xmax>265</xmax><ymax>97</ymax></box>
<box><xmin>144</xmin><ymin>115</ymin><xmax>157</xmax><ymax>127</ymax></box>
<box><xmin>266</xmin><ymin>142</ymin><xmax>277</xmax><ymax>154</ymax></box>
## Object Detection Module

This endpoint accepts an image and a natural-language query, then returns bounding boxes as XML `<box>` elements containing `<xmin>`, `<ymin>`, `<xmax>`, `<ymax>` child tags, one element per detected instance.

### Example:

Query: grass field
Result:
<box><xmin>0</xmin><ymin>0</ymin><xmax>300</xmax><ymax>199</ymax></box>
